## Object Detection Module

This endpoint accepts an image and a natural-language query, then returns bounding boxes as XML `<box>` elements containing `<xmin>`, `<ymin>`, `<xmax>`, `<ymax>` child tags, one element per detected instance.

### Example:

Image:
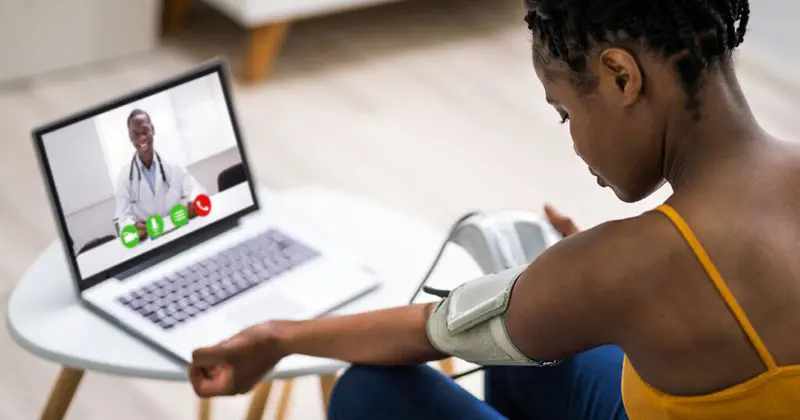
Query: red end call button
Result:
<box><xmin>193</xmin><ymin>194</ymin><xmax>212</xmax><ymax>217</ymax></box>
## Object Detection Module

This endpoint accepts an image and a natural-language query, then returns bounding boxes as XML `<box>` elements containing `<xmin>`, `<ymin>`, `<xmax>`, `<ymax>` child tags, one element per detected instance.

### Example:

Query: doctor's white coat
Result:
<box><xmin>113</xmin><ymin>154</ymin><xmax>206</xmax><ymax>233</ymax></box>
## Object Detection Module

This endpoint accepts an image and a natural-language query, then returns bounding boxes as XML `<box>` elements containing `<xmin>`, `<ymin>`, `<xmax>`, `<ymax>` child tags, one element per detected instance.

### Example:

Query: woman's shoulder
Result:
<box><xmin>553</xmin><ymin>207</ymin><xmax>699</xmax><ymax>316</ymax></box>
<box><xmin>561</xmin><ymin>208</ymin><xmax>686</xmax><ymax>281</ymax></box>
<box><xmin>537</xmin><ymin>209</ymin><xmax>690</xmax><ymax>308</ymax></box>
<box><xmin>504</xmin><ymin>209</ymin><xmax>688</xmax><ymax>358</ymax></box>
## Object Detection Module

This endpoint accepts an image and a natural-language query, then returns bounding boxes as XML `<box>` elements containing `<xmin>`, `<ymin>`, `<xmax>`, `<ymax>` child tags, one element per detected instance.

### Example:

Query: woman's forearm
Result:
<box><xmin>272</xmin><ymin>303</ymin><xmax>446</xmax><ymax>365</ymax></box>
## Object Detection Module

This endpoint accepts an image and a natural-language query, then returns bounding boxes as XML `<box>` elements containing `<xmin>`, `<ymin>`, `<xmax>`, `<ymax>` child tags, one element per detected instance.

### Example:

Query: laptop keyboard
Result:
<box><xmin>116</xmin><ymin>229</ymin><xmax>320</xmax><ymax>330</ymax></box>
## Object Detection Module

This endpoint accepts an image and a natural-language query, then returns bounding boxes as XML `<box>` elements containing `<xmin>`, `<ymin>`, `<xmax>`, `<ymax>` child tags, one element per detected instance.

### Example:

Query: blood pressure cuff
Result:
<box><xmin>425</xmin><ymin>265</ymin><xmax>561</xmax><ymax>367</ymax></box>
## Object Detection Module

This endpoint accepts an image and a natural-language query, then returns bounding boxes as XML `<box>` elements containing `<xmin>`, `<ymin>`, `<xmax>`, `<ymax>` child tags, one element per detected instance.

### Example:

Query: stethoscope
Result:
<box><xmin>129</xmin><ymin>152</ymin><xmax>170</xmax><ymax>204</ymax></box>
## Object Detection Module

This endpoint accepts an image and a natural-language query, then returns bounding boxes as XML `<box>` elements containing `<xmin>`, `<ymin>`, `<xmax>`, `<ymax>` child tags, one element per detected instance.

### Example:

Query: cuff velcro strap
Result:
<box><xmin>426</xmin><ymin>266</ymin><xmax>560</xmax><ymax>366</ymax></box>
<box><xmin>446</xmin><ymin>266</ymin><xmax>525</xmax><ymax>334</ymax></box>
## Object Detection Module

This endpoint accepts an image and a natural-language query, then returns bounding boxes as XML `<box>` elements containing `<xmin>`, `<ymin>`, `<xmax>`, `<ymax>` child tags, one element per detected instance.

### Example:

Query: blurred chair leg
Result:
<box><xmin>40</xmin><ymin>367</ymin><xmax>84</xmax><ymax>420</ymax></box>
<box><xmin>275</xmin><ymin>380</ymin><xmax>294</xmax><ymax>420</ymax></box>
<box><xmin>244</xmin><ymin>381</ymin><xmax>274</xmax><ymax>420</ymax></box>
<box><xmin>439</xmin><ymin>358</ymin><xmax>456</xmax><ymax>376</ymax></box>
<box><xmin>198</xmin><ymin>398</ymin><xmax>212</xmax><ymax>420</ymax></box>
<box><xmin>243</xmin><ymin>22</ymin><xmax>289</xmax><ymax>84</ymax></box>
<box><xmin>318</xmin><ymin>374</ymin><xmax>337</xmax><ymax>410</ymax></box>
<box><xmin>162</xmin><ymin>0</ymin><xmax>191</xmax><ymax>35</ymax></box>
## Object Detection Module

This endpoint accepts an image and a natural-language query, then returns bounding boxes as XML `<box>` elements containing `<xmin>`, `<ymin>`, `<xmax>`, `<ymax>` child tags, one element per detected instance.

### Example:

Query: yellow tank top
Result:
<box><xmin>621</xmin><ymin>204</ymin><xmax>800</xmax><ymax>419</ymax></box>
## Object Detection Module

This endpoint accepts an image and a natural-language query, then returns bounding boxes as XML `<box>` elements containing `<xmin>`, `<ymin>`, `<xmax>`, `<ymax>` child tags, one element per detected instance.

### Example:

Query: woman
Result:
<box><xmin>188</xmin><ymin>0</ymin><xmax>800</xmax><ymax>418</ymax></box>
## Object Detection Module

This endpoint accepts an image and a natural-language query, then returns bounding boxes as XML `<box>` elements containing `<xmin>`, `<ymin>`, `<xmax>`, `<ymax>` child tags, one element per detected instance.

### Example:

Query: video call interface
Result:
<box><xmin>40</xmin><ymin>70</ymin><xmax>254</xmax><ymax>280</ymax></box>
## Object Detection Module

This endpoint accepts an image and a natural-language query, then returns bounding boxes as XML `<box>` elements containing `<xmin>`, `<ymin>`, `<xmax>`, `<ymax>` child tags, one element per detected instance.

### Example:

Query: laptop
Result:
<box><xmin>31</xmin><ymin>59</ymin><xmax>381</xmax><ymax>364</ymax></box>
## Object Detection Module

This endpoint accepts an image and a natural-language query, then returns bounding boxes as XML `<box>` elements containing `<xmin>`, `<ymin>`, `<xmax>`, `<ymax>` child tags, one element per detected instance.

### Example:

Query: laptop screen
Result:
<box><xmin>35</xmin><ymin>63</ymin><xmax>257</xmax><ymax>284</ymax></box>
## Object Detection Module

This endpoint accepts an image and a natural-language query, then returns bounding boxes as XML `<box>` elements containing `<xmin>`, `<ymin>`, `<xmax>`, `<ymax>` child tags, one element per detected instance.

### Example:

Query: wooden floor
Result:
<box><xmin>2</xmin><ymin>0</ymin><xmax>799</xmax><ymax>418</ymax></box>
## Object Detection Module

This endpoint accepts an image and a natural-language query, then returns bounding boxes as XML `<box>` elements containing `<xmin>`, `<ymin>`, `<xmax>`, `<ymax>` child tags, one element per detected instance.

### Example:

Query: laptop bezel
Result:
<box><xmin>31</xmin><ymin>59</ymin><xmax>261</xmax><ymax>293</ymax></box>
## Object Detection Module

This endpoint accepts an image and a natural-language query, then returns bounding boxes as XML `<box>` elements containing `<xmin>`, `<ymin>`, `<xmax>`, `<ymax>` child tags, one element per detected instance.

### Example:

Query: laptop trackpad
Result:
<box><xmin>227</xmin><ymin>293</ymin><xmax>308</xmax><ymax>327</ymax></box>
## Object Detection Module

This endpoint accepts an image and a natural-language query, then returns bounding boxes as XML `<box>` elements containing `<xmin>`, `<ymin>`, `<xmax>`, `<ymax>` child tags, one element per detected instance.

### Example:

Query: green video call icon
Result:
<box><xmin>120</xmin><ymin>206</ymin><xmax>188</xmax><ymax>250</ymax></box>
<box><xmin>170</xmin><ymin>204</ymin><xmax>189</xmax><ymax>228</ymax></box>
<box><xmin>120</xmin><ymin>224</ymin><xmax>140</xmax><ymax>249</ymax></box>
<box><xmin>146</xmin><ymin>214</ymin><xmax>165</xmax><ymax>239</ymax></box>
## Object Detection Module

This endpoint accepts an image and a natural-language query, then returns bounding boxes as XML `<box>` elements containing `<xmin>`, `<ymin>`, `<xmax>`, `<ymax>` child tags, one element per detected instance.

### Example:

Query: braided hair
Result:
<box><xmin>524</xmin><ymin>0</ymin><xmax>750</xmax><ymax>111</ymax></box>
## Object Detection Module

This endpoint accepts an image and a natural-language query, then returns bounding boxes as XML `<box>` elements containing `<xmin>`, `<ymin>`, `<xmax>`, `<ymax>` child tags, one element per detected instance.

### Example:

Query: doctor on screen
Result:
<box><xmin>113</xmin><ymin>109</ymin><xmax>206</xmax><ymax>240</ymax></box>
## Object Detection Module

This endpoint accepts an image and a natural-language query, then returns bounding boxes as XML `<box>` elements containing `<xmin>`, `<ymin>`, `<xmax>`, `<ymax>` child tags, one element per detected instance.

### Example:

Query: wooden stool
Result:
<box><xmin>162</xmin><ymin>0</ymin><xmax>290</xmax><ymax>84</ymax></box>
<box><xmin>237</xmin><ymin>374</ymin><xmax>337</xmax><ymax>420</ymax></box>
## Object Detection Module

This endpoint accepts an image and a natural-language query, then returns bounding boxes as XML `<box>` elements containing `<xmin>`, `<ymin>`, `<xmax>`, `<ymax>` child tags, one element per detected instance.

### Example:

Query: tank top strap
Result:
<box><xmin>654</xmin><ymin>204</ymin><xmax>778</xmax><ymax>370</ymax></box>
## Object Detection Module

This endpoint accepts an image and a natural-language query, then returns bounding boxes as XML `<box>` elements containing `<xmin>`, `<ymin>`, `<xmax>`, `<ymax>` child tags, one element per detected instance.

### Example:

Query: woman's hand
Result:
<box><xmin>188</xmin><ymin>304</ymin><xmax>441</xmax><ymax>399</ymax></box>
<box><xmin>189</xmin><ymin>322</ymin><xmax>287</xmax><ymax>397</ymax></box>
<box><xmin>544</xmin><ymin>204</ymin><xmax>580</xmax><ymax>237</ymax></box>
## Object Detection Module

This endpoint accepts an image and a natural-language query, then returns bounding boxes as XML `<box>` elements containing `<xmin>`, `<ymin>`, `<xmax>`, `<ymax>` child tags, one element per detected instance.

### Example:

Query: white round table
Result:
<box><xmin>6</xmin><ymin>185</ymin><xmax>481</xmax><ymax>420</ymax></box>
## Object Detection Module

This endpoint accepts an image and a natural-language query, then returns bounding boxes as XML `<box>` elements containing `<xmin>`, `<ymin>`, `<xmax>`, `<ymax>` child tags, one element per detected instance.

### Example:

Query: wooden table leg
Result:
<box><xmin>275</xmin><ymin>380</ymin><xmax>294</xmax><ymax>420</ymax></box>
<box><xmin>40</xmin><ymin>367</ymin><xmax>84</xmax><ymax>420</ymax></box>
<box><xmin>318</xmin><ymin>374</ymin><xmax>337</xmax><ymax>411</ymax></box>
<box><xmin>439</xmin><ymin>358</ymin><xmax>456</xmax><ymax>376</ymax></box>
<box><xmin>244</xmin><ymin>381</ymin><xmax>273</xmax><ymax>420</ymax></box>
<box><xmin>243</xmin><ymin>22</ymin><xmax>290</xmax><ymax>84</ymax></box>
<box><xmin>198</xmin><ymin>398</ymin><xmax>211</xmax><ymax>420</ymax></box>
<box><xmin>162</xmin><ymin>0</ymin><xmax>191</xmax><ymax>35</ymax></box>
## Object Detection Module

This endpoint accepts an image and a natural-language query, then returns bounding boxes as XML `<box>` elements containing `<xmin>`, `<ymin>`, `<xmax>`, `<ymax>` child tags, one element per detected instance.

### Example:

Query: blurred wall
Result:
<box><xmin>743</xmin><ymin>1</ymin><xmax>800</xmax><ymax>75</ymax></box>
<box><xmin>0</xmin><ymin>0</ymin><xmax>159</xmax><ymax>83</ymax></box>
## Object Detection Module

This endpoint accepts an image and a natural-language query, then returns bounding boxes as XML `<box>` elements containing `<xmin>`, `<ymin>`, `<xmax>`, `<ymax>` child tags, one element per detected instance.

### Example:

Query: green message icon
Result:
<box><xmin>146</xmin><ymin>214</ymin><xmax>165</xmax><ymax>238</ymax></box>
<box><xmin>120</xmin><ymin>224</ymin><xmax>140</xmax><ymax>249</ymax></box>
<box><xmin>170</xmin><ymin>204</ymin><xmax>189</xmax><ymax>228</ymax></box>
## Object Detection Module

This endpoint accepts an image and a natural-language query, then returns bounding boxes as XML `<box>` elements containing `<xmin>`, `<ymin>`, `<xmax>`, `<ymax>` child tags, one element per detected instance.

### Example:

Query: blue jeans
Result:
<box><xmin>328</xmin><ymin>345</ymin><xmax>629</xmax><ymax>420</ymax></box>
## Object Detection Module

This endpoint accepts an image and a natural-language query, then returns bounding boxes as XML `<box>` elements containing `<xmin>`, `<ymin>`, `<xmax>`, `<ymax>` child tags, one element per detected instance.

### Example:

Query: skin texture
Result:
<box><xmin>129</xmin><ymin>113</ymin><xmax>155</xmax><ymax>168</ymax></box>
<box><xmin>501</xmin><ymin>40</ymin><xmax>800</xmax><ymax>396</ymax></box>
<box><xmin>189</xmin><ymin>6</ymin><xmax>800</xmax><ymax>401</ymax></box>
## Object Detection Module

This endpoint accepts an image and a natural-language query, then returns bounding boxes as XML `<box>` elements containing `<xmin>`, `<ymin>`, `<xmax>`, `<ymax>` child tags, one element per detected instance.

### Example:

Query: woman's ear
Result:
<box><xmin>599</xmin><ymin>48</ymin><xmax>643</xmax><ymax>107</ymax></box>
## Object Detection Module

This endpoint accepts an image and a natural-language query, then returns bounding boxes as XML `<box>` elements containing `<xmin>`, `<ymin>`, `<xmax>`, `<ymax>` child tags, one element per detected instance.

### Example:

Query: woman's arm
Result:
<box><xmin>268</xmin><ymin>205</ymin><xmax>588</xmax><ymax>366</ymax></box>
<box><xmin>190</xmin><ymin>302</ymin><xmax>447</xmax><ymax>396</ymax></box>
<box><xmin>189</xmin><ymin>210</ymin><xmax>648</xmax><ymax>397</ymax></box>
<box><xmin>272</xmin><ymin>303</ymin><xmax>445</xmax><ymax>366</ymax></box>
<box><xmin>266</xmin><ymin>215</ymin><xmax>647</xmax><ymax>365</ymax></box>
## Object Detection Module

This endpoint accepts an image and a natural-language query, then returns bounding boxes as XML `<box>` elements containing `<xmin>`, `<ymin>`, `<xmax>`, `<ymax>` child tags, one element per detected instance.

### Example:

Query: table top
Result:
<box><xmin>6</xmin><ymin>185</ymin><xmax>481</xmax><ymax>381</ymax></box>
